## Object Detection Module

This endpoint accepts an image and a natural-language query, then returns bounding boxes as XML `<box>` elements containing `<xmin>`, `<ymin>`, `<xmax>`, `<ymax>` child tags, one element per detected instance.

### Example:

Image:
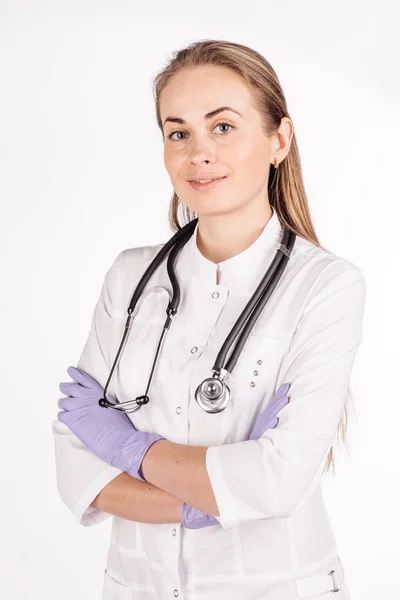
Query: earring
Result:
<box><xmin>273</xmin><ymin>157</ymin><xmax>279</xmax><ymax>169</ymax></box>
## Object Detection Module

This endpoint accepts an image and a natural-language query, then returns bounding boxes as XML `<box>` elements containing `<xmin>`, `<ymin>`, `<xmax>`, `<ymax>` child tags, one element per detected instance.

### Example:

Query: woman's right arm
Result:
<box><xmin>53</xmin><ymin>249</ymin><xmax>182</xmax><ymax>527</ymax></box>
<box><xmin>91</xmin><ymin>472</ymin><xmax>183</xmax><ymax>524</ymax></box>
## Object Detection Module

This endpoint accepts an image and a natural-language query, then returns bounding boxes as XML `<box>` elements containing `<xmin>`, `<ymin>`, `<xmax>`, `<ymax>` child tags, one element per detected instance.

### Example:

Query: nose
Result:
<box><xmin>188</xmin><ymin>136</ymin><xmax>217</xmax><ymax>164</ymax></box>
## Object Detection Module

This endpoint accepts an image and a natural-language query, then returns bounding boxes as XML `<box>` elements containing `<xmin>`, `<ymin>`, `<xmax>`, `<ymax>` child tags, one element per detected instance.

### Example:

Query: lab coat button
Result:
<box><xmin>172</xmin><ymin>528</ymin><xmax>176</xmax><ymax>536</ymax></box>
<box><xmin>191</xmin><ymin>346</ymin><xmax>198</xmax><ymax>354</ymax></box>
<box><xmin>257</xmin><ymin>359</ymin><xmax>263</xmax><ymax>365</ymax></box>
<box><xmin>250</xmin><ymin>381</ymin><xmax>256</xmax><ymax>387</ymax></box>
<box><xmin>176</xmin><ymin>406</ymin><xmax>182</xmax><ymax>415</ymax></box>
<box><xmin>212</xmin><ymin>292</ymin><xmax>219</xmax><ymax>299</ymax></box>
<box><xmin>174</xmin><ymin>590</ymin><xmax>179</xmax><ymax>597</ymax></box>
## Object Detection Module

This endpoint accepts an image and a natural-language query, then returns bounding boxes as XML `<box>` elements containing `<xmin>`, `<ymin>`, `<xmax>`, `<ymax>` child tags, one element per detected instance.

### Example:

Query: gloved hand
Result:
<box><xmin>181</xmin><ymin>382</ymin><xmax>291</xmax><ymax>529</ymax></box>
<box><xmin>248</xmin><ymin>382</ymin><xmax>290</xmax><ymax>440</ymax></box>
<box><xmin>57</xmin><ymin>366</ymin><xmax>164</xmax><ymax>482</ymax></box>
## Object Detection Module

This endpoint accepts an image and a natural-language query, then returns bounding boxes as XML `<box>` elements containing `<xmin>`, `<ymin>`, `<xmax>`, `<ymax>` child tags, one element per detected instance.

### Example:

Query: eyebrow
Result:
<box><xmin>163</xmin><ymin>106</ymin><xmax>243</xmax><ymax>127</ymax></box>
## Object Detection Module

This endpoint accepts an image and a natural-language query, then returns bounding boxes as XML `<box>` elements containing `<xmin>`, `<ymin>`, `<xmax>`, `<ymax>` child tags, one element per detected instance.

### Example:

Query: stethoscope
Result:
<box><xmin>98</xmin><ymin>216</ymin><xmax>296</xmax><ymax>414</ymax></box>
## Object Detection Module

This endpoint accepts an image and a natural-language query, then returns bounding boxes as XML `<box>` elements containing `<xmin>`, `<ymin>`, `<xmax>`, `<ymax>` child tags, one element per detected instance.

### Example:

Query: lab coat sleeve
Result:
<box><xmin>52</xmin><ymin>251</ymin><xmax>124</xmax><ymax>527</ymax></box>
<box><xmin>205</xmin><ymin>262</ymin><xmax>366</xmax><ymax>530</ymax></box>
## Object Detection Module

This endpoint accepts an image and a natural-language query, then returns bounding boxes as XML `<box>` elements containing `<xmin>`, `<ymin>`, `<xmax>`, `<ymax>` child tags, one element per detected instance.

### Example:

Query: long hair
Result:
<box><xmin>152</xmin><ymin>39</ymin><xmax>352</xmax><ymax>474</ymax></box>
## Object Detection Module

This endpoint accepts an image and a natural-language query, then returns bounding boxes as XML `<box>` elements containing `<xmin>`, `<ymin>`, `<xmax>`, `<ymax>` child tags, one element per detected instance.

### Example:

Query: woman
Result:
<box><xmin>53</xmin><ymin>40</ymin><xmax>366</xmax><ymax>599</ymax></box>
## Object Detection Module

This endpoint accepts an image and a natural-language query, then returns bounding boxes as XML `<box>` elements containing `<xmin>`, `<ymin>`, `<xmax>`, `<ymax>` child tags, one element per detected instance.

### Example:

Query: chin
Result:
<box><xmin>195</xmin><ymin>205</ymin><xmax>243</xmax><ymax>219</ymax></box>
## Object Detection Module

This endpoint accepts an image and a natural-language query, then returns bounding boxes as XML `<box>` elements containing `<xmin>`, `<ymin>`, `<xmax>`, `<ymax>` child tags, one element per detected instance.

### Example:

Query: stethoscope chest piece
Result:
<box><xmin>195</xmin><ymin>372</ymin><xmax>231</xmax><ymax>413</ymax></box>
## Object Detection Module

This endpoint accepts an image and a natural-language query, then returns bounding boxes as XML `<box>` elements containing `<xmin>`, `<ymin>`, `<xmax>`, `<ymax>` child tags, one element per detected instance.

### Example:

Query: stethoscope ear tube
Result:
<box><xmin>128</xmin><ymin>220</ymin><xmax>198</xmax><ymax>314</ymax></box>
<box><xmin>98</xmin><ymin>219</ymin><xmax>198</xmax><ymax>412</ymax></box>
<box><xmin>226</xmin><ymin>228</ymin><xmax>296</xmax><ymax>372</ymax></box>
<box><xmin>215</xmin><ymin>227</ymin><xmax>296</xmax><ymax>374</ymax></box>
<box><xmin>166</xmin><ymin>224</ymin><xmax>197</xmax><ymax>316</ymax></box>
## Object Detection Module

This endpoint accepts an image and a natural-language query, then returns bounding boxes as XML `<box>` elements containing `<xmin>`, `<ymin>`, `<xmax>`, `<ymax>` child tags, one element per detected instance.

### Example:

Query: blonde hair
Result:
<box><xmin>152</xmin><ymin>39</ymin><xmax>352</xmax><ymax>474</ymax></box>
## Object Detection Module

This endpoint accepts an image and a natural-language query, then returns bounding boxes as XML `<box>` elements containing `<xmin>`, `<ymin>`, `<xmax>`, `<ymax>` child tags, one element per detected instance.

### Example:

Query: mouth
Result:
<box><xmin>188</xmin><ymin>176</ymin><xmax>228</xmax><ymax>191</ymax></box>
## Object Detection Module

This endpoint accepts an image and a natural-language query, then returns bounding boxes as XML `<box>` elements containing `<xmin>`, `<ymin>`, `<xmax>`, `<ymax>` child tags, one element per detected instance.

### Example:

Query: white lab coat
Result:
<box><xmin>53</xmin><ymin>206</ymin><xmax>365</xmax><ymax>599</ymax></box>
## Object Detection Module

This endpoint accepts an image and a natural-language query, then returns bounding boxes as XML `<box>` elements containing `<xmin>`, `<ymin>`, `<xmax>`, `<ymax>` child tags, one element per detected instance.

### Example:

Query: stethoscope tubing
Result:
<box><xmin>215</xmin><ymin>227</ymin><xmax>295</xmax><ymax>374</ymax></box>
<box><xmin>98</xmin><ymin>217</ymin><xmax>295</xmax><ymax>413</ymax></box>
<box><xmin>99</xmin><ymin>220</ymin><xmax>198</xmax><ymax>411</ymax></box>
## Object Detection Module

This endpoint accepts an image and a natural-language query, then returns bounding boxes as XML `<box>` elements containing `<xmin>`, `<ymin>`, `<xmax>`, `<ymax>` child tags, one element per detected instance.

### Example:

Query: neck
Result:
<box><xmin>196</xmin><ymin>203</ymin><xmax>273</xmax><ymax>265</ymax></box>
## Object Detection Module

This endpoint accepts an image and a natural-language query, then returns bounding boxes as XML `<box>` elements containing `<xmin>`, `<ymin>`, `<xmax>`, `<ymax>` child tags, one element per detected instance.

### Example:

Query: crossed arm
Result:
<box><xmin>141</xmin><ymin>441</ymin><xmax>217</xmax><ymax>514</ymax></box>
<box><xmin>91</xmin><ymin>442</ymin><xmax>218</xmax><ymax>522</ymax></box>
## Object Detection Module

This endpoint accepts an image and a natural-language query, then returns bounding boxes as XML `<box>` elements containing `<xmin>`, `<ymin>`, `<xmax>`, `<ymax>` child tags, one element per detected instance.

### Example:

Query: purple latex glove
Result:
<box><xmin>248</xmin><ymin>382</ymin><xmax>290</xmax><ymax>440</ymax></box>
<box><xmin>57</xmin><ymin>366</ymin><xmax>164</xmax><ymax>482</ymax></box>
<box><xmin>182</xmin><ymin>382</ymin><xmax>291</xmax><ymax>529</ymax></box>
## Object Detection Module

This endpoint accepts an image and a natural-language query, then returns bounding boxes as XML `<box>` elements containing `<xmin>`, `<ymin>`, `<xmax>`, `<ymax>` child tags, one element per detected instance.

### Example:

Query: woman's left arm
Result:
<box><xmin>141</xmin><ymin>440</ymin><xmax>219</xmax><ymax>516</ymax></box>
<box><xmin>141</xmin><ymin>262</ymin><xmax>367</xmax><ymax>528</ymax></box>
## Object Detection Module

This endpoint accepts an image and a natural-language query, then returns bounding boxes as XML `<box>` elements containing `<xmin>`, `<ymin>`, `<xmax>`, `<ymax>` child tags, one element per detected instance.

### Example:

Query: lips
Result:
<box><xmin>188</xmin><ymin>175</ymin><xmax>227</xmax><ymax>182</ymax></box>
<box><xmin>189</xmin><ymin>176</ymin><xmax>227</xmax><ymax>191</ymax></box>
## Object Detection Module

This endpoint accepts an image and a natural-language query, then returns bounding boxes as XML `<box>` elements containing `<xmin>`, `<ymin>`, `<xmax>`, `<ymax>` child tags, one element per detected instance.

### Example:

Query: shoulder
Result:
<box><xmin>290</xmin><ymin>235</ymin><xmax>366</xmax><ymax>308</ymax></box>
<box><xmin>116</xmin><ymin>242</ymin><xmax>166</xmax><ymax>273</ymax></box>
<box><xmin>105</xmin><ymin>242</ymin><xmax>167</xmax><ymax>310</ymax></box>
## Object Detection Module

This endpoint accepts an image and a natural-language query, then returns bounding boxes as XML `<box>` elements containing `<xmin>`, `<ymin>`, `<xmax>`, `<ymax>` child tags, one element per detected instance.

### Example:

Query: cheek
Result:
<box><xmin>229</xmin><ymin>137</ymin><xmax>268</xmax><ymax>180</ymax></box>
<box><xmin>163</xmin><ymin>148</ymin><xmax>182</xmax><ymax>176</ymax></box>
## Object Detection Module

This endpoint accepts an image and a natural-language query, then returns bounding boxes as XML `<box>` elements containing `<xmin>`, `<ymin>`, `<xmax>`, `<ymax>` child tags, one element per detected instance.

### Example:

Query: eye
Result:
<box><xmin>167</xmin><ymin>121</ymin><xmax>235</xmax><ymax>141</ymax></box>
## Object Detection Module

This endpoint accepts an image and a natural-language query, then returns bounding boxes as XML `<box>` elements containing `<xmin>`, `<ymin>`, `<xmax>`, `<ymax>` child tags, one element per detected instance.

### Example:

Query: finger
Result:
<box><xmin>57</xmin><ymin>410</ymin><xmax>67</xmax><ymax>423</ymax></box>
<box><xmin>59</xmin><ymin>380</ymin><xmax>100</xmax><ymax>399</ymax></box>
<box><xmin>58</xmin><ymin>395</ymin><xmax>92</xmax><ymax>411</ymax></box>
<box><xmin>260</xmin><ymin>391</ymin><xmax>289</xmax><ymax>422</ymax></box>
<box><xmin>67</xmin><ymin>366</ymin><xmax>101</xmax><ymax>389</ymax></box>
<box><xmin>269</xmin><ymin>416</ymin><xmax>278</xmax><ymax>429</ymax></box>
<box><xmin>274</xmin><ymin>391</ymin><xmax>290</xmax><ymax>412</ymax></box>
<box><xmin>266</xmin><ymin>383</ymin><xmax>291</xmax><ymax>410</ymax></box>
<box><xmin>267</xmin><ymin>394</ymin><xmax>289</xmax><ymax>416</ymax></box>
<box><xmin>275</xmin><ymin>382</ymin><xmax>290</xmax><ymax>398</ymax></box>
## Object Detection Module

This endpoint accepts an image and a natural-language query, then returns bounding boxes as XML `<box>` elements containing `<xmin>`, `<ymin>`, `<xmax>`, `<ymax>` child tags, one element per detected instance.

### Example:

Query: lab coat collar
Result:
<box><xmin>186</xmin><ymin>205</ymin><xmax>283</xmax><ymax>294</ymax></box>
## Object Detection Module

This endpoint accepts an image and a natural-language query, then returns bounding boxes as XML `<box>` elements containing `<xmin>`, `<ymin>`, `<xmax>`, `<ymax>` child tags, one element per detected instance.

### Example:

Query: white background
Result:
<box><xmin>0</xmin><ymin>1</ymin><xmax>399</xmax><ymax>598</ymax></box>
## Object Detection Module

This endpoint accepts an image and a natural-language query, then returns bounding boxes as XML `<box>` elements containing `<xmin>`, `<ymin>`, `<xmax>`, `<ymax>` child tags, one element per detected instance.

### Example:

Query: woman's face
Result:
<box><xmin>160</xmin><ymin>65</ymin><xmax>287</xmax><ymax>219</ymax></box>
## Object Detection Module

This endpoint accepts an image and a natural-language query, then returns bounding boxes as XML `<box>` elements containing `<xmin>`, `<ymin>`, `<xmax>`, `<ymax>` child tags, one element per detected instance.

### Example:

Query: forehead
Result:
<box><xmin>160</xmin><ymin>65</ymin><xmax>253</xmax><ymax>121</ymax></box>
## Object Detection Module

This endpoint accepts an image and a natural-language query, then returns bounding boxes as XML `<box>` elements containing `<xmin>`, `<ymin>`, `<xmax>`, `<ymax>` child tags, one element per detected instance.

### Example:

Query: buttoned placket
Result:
<box><xmin>164</xmin><ymin>211</ymin><xmax>280</xmax><ymax>597</ymax></box>
<box><xmin>157</xmin><ymin>212</ymin><xmax>282</xmax><ymax>597</ymax></box>
<box><xmin>170</xmin><ymin>279</ymin><xmax>228</xmax><ymax>599</ymax></box>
